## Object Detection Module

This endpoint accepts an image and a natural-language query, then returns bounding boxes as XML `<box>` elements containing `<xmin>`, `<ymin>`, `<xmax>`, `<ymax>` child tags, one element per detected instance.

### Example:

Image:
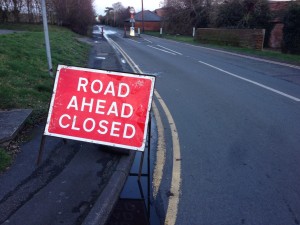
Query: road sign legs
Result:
<box><xmin>130</xmin><ymin>112</ymin><xmax>152</xmax><ymax>221</ymax></box>
<box><xmin>36</xmin><ymin>135</ymin><xmax>46</xmax><ymax>166</ymax></box>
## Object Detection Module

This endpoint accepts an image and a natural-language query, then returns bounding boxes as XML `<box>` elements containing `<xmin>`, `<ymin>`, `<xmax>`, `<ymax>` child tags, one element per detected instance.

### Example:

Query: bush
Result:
<box><xmin>0</xmin><ymin>148</ymin><xmax>11</xmax><ymax>172</ymax></box>
<box><xmin>216</xmin><ymin>0</ymin><xmax>271</xmax><ymax>29</ymax></box>
<box><xmin>282</xmin><ymin>3</ymin><xmax>300</xmax><ymax>54</ymax></box>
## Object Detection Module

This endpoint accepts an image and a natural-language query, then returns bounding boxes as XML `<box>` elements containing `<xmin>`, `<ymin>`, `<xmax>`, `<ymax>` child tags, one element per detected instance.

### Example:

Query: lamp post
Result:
<box><xmin>41</xmin><ymin>0</ymin><xmax>53</xmax><ymax>77</ymax></box>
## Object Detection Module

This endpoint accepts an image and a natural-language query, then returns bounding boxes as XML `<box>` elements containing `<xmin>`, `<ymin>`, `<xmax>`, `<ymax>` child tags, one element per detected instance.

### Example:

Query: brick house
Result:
<box><xmin>125</xmin><ymin>10</ymin><xmax>162</xmax><ymax>31</ymax></box>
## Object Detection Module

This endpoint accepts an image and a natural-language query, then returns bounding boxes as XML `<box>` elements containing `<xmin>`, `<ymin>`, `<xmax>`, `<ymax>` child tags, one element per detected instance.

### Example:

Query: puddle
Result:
<box><xmin>106</xmin><ymin>114</ymin><xmax>160</xmax><ymax>225</ymax></box>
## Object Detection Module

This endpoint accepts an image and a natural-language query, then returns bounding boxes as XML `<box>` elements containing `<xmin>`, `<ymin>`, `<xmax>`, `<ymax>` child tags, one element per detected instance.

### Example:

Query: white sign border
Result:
<box><xmin>44</xmin><ymin>65</ymin><xmax>156</xmax><ymax>151</ymax></box>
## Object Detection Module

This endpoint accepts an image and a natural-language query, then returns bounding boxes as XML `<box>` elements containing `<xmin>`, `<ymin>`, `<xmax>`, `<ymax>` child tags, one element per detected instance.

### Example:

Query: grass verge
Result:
<box><xmin>0</xmin><ymin>23</ymin><xmax>91</xmax><ymax>111</ymax></box>
<box><xmin>0</xmin><ymin>148</ymin><xmax>11</xmax><ymax>172</ymax></box>
<box><xmin>0</xmin><ymin>23</ymin><xmax>92</xmax><ymax>171</ymax></box>
<box><xmin>144</xmin><ymin>31</ymin><xmax>300</xmax><ymax>65</ymax></box>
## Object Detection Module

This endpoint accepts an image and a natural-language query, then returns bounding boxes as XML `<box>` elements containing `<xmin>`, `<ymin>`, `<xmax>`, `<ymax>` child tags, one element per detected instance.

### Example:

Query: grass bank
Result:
<box><xmin>0</xmin><ymin>23</ymin><xmax>91</xmax><ymax>170</ymax></box>
<box><xmin>145</xmin><ymin>31</ymin><xmax>300</xmax><ymax>65</ymax></box>
<box><xmin>0</xmin><ymin>148</ymin><xmax>11</xmax><ymax>172</ymax></box>
<box><xmin>0</xmin><ymin>23</ymin><xmax>91</xmax><ymax>110</ymax></box>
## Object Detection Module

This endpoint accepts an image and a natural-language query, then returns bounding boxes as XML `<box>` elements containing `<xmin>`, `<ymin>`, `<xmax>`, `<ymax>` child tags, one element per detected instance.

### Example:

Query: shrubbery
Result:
<box><xmin>282</xmin><ymin>3</ymin><xmax>300</xmax><ymax>54</ymax></box>
<box><xmin>0</xmin><ymin>0</ymin><xmax>95</xmax><ymax>35</ymax></box>
<box><xmin>162</xmin><ymin>0</ymin><xmax>271</xmax><ymax>35</ymax></box>
<box><xmin>216</xmin><ymin>0</ymin><xmax>271</xmax><ymax>29</ymax></box>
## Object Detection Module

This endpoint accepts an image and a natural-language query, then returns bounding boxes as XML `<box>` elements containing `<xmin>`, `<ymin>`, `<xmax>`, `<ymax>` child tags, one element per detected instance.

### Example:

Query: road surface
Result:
<box><xmin>104</xmin><ymin>26</ymin><xmax>300</xmax><ymax>225</ymax></box>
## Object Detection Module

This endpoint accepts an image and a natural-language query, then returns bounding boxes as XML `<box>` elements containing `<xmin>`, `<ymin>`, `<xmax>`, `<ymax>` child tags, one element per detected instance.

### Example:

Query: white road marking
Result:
<box><xmin>95</xmin><ymin>57</ymin><xmax>105</xmax><ymax>60</ymax></box>
<box><xmin>198</xmin><ymin>60</ymin><xmax>300</xmax><ymax>102</ymax></box>
<box><xmin>129</xmin><ymin>39</ymin><xmax>141</xmax><ymax>43</ymax></box>
<box><xmin>144</xmin><ymin>38</ymin><xmax>153</xmax><ymax>43</ymax></box>
<box><xmin>121</xmin><ymin>58</ymin><xmax>126</xmax><ymax>64</ymax></box>
<box><xmin>148</xmin><ymin>45</ymin><xmax>176</xmax><ymax>55</ymax></box>
<box><xmin>157</xmin><ymin>45</ymin><xmax>183</xmax><ymax>55</ymax></box>
<box><xmin>194</xmin><ymin>45</ymin><xmax>300</xmax><ymax>70</ymax></box>
<box><xmin>145</xmin><ymin>34</ymin><xmax>300</xmax><ymax>70</ymax></box>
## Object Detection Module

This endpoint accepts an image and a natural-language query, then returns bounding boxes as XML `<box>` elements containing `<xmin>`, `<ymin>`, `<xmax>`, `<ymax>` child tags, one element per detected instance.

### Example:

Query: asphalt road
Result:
<box><xmin>104</xmin><ymin>27</ymin><xmax>300</xmax><ymax>225</ymax></box>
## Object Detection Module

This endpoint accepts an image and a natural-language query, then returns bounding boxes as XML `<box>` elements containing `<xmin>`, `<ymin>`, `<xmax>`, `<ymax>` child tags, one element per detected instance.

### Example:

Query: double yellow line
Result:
<box><xmin>107</xmin><ymin>37</ymin><xmax>181</xmax><ymax>225</ymax></box>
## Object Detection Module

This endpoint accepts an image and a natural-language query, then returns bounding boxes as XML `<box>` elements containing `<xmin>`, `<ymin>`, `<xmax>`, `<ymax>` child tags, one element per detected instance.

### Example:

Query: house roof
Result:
<box><xmin>125</xmin><ymin>10</ymin><xmax>161</xmax><ymax>22</ymax></box>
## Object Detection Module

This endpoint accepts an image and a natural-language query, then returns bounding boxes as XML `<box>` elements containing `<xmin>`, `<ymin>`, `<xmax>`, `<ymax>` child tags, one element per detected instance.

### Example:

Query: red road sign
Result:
<box><xmin>44</xmin><ymin>65</ymin><xmax>155</xmax><ymax>151</ymax></box>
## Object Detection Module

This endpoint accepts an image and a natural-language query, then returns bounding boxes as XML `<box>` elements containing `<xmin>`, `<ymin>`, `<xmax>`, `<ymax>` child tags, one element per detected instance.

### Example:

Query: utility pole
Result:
<box><xmin>141</xmin><ymin>0</ymin><xmax>144</xmax><ymax>33</ymax></box>
<box><xmin>41</xmin><ymin>0</ymin><xmax>53</xmax><ymax>77</ymax></box>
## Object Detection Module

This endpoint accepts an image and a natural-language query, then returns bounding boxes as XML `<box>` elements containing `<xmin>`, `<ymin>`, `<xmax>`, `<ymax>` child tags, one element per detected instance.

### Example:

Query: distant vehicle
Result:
<box><xmin>92</xmin><ymin>25</ymin><xmax>103</xmax><ymax>38</ymax></box>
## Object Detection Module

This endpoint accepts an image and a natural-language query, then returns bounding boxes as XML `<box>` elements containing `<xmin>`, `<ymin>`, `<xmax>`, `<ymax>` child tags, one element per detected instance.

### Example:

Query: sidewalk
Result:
<box><xmin>0</xmin><ymin>36</ymin><xmax>135</xmax><ymax>225</ymax></box>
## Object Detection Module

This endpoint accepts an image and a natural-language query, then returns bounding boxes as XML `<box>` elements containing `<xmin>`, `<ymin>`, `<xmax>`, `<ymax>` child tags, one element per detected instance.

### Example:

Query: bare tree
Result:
<box><xmin>50</xmin><ymin>0</ymin><xmax>95</xmax><ymax>34</ymax></box>
<box><xmin>11</xmin><ymin>0</ymin><xmax>24</xmax><ymax>22</ymax></box>
<box><xmin>164</xmin><ymin>0</ymin><xmax>213</xmax><ymax>34</ymax></box>
<box><xmin>111</xmin><ymin>2</ymin><xmax>129</xmax><ymax>27</ymax></box>
<box><xmin>25</xmin><ymin>0</ymin><xmax>33</xmax><ymax>22</ymax></box>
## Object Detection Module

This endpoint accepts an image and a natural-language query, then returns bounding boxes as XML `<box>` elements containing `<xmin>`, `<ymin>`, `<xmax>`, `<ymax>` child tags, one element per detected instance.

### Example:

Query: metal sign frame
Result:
<box><xmin>44</xmin><ymin>65</ymin><xmax>155</xmax><ymax>151</ymax></box>
<box><xmin>36</xmin><ymin>66</ymin><xmax>156</xmax><ymax>164</ymax></box>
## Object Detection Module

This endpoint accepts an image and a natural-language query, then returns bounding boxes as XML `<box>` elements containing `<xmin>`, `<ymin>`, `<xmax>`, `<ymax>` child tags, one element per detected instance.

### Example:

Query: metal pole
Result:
<box><xmin>36</xmin><ymin>135</ymin><xmax>46</xmax><ymax>165</ymax></box>
<box><xmin>141</xmin><ymin>0</ymin><xmax>144</xmax><ymax>33</ymax></box>
<box><xmin>147</xmin><ymin>114</ymin><xmax>151</xmax><ymax>220</ymax></box>
<box><xmin>114</xmin><ymin>11</ymin><xmax>116</xmax><ymax>26</ymax></box>
<box><xmin>41</xmin><ymin>0</ymin><xmax>53</xmax><ymax>77</ymax></box>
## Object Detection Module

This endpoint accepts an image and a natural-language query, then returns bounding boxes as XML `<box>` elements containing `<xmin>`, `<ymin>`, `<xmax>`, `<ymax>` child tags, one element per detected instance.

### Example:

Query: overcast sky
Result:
<box><xmin>94</xmin><ymin>0</ymin><xmax>164</xmax><ymax>15</ymax></box>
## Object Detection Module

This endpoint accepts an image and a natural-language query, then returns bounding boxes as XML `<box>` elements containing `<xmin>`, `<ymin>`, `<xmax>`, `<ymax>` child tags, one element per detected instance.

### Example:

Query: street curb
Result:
<box><xmin>82</xmin><ymin>151</ymin><xmax>136</xmax><ymax>225</ymax></box>
<box><xmin>82</xmin><ymin>31</ymin><xmax>136</xmax><ymax>225</ymax></box>
<box><xmin>0</xmin><ymin>109</ymin><xmax>32</xmax><ymax>145</ymax></box>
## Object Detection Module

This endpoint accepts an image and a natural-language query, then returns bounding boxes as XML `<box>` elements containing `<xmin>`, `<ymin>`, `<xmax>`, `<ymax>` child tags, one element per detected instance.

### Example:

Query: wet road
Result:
<box><xmin>104</xmin><ymin>26</ymin><xmax>300</xmax><ymax>225</ymax></box>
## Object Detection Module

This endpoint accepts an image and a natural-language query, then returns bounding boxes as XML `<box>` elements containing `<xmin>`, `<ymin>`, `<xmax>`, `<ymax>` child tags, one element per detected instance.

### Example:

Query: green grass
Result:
<box><xmin>0</xmin><ymin>148</ymin><xmax>11</xmax><ymax>172</ymax></box>
<box><xmin>0</xmin><ymin>23</ymin><xmax>91</xmax><ymax>111</ymax></box>
<box><xmin>144</xmin><ymin>31</ymin><xmax>300</xmax><ymax>65</ymax></box>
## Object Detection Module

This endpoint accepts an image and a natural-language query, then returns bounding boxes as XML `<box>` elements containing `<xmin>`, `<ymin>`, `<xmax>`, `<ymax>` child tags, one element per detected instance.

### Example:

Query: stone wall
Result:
<box><xmin>195</xmin><ymin>28</ymin><xmax>265</xmax><ymax>50</ymax></box>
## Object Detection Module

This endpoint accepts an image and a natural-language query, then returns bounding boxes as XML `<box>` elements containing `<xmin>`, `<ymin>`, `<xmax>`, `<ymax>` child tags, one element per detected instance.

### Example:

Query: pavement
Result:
<box><xmin>0</xmin><ymin>34</ymin><xmax>135</xmax><ymax>225</ymax></box>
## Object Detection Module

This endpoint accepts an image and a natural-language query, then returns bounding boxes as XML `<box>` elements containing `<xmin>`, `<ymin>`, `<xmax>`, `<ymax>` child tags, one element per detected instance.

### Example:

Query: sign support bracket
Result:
<box><xmin>36</xmin><ymin>134</ymin><xmax>46</xmax><ymax>165</ymax></box>
<box><xmin>128</xmin><ymin>112</ymin><xmax>152</xmax><ymax>221</ymax></box>
<box><xmin>36</xmin><ymin>133</ymin><xmax>67</xmax><ymax>166</ymax></box>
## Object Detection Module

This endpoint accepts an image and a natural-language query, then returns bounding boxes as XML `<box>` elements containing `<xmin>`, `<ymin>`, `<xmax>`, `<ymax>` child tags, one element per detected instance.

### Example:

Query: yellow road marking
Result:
<box><xmin>108</xmin><ymin>37</ymin><xmax>181</xmax><ymax>225</ymax></box>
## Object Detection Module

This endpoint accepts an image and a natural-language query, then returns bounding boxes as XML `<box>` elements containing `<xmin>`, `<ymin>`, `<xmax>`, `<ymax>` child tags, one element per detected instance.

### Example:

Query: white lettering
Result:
<box><xmin>67</xmin><ymin>96</ymin><xmax>78</xmax><ymax>110</ymax></box>
<box><xmin>95</xmin><ymin>100</ymin><xmax>106</xmax><ymax>114</ymax></box>
<box><xmin>83</xmin><ymin>118</ymin><xmax>95</xmax><ymax>132</ymax></box>
<box><xmin>81</xmin><ymin>97</ymin><xmax>94</xmax><ymax>112</ymax></box>
<box><xmin>91</xmin><ymin>80</ymin><xmax>103</xmax><ymax>94</ymax></box>
<box><xmin>57</xmin><ymin>115</ymin><xmax>137</xmax><ymax>139</ymax></box>
<box><xmin>98</xmin><ymin>120</ymin><xmax>108</xmax><ymax>134</ymax></box>
<box><xmin>104</xmin><ymin>81</ymin><xmax>115</xmax><ymax>96</ymax></box>
<box><xmin>107</xmin><ymin>102</ymin><xmax>118</xmax><ymax>116</ymax></box>
<box><xmin>121</xmin><ymin>103</ymin><xmax>133</xmax><ymax>118</ymax></box>
<box><xmin>118</xmin><ymin>83</ymin><xmax>130</xmax><ymax>97</ymax></box>
<box><xmin>110</xmin><ymin>122</ymin><xmax>121</xmax><ymax>137</ymax></box>
<box><xmin>77</xmin><ymin>77</ymin><xmax>88</xmax><ymax>92</ymax></box>
<box><xmin>71</xmin><ymin>116</ymin><xmax>80</xmax><ymax>130</ymax></box>
<box><xmin>123</xmin><ymin>124</ymin><xmax>136</xmax><ymax>139</ymax></box>
<box><xmin>59</xmin><ymin>114</ymin><xmax>71</xmax><ymax>128</ymax></box>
